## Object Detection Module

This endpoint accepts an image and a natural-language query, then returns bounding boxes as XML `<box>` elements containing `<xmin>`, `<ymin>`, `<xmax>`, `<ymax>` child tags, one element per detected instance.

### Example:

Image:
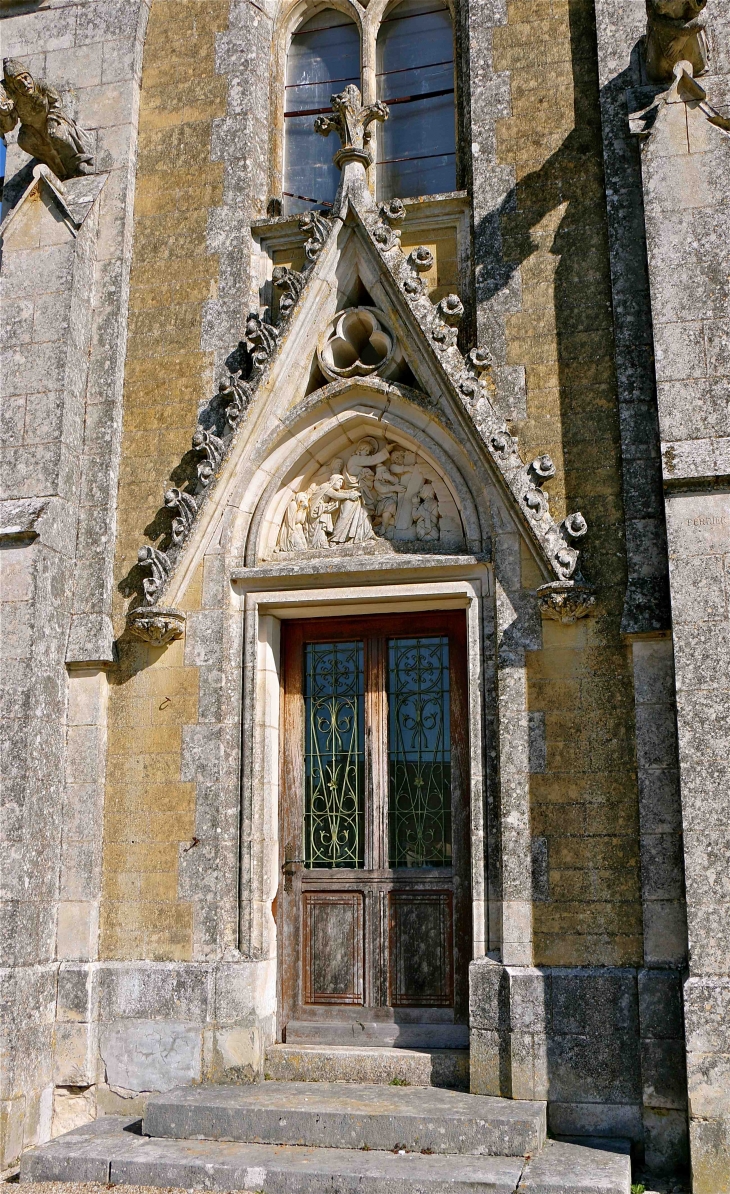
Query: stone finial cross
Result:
<box><xmin>314</xmin><ymin>85</ymin><xmax>388</xmax><ymax>169</ymax></box>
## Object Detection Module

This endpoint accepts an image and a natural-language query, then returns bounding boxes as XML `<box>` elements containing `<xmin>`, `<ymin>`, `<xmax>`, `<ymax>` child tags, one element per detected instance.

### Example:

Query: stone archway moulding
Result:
<box><xmin>124</xmin><ymin>148</ymin><xmax>590</xmax><ymax>640</ymax></box>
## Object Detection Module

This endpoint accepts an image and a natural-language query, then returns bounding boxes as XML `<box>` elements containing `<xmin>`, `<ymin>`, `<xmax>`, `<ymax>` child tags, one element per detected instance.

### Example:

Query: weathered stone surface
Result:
<box><xmin>144</xmin><ymin>1081</ymin><xmax>546</xmax><ymax>1158</ymax></box>
<box><xmin>264</xmin><ymin>1045</ymin><xmax>469</xmax><ymax>1090</ymax></box>
<box><xmin>20</xmin><ymin>1119</ymin><xmax>526</xmax><ymax>1192</ymax></box>
<box><xmin>99</xmin><ymin>1022</ymin><xmax>203</xmax><ymax>1094</ymax></box>
<box><xmin>518</xmin><ymin>1137</ymin><xmax>630</xmax><ymax>1193</ymax></box>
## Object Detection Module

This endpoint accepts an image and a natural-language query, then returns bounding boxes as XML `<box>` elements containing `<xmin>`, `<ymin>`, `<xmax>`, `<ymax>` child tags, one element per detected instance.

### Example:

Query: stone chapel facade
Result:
<box><xmin>0</xmin><ymin>0</ymin><xmax>728</xmax><ymax>1189</ymax></box>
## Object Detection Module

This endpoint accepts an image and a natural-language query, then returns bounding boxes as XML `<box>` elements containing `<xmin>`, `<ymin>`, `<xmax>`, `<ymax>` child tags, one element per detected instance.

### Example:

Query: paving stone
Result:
<box><xmin>20</xmin><ymin>1117</ymin><xmax>632</xmax><ymax>1194</ymax></box>
<box><xmin>517</xmin><ymin>1138</ymin><xmax>631</xmax><ymax>1193</ymax></box>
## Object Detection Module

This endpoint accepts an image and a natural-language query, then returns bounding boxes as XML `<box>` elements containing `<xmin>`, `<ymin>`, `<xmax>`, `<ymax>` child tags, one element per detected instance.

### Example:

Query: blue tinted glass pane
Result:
<box><xmin>284</xmin><ymin>11</ymin><xmax>360</xmax><ymax>214</ymax></box>
<box><xmin>376</xmin><ymin>0</ymin><xmax>455</xmax><ymax>200</ymax></box>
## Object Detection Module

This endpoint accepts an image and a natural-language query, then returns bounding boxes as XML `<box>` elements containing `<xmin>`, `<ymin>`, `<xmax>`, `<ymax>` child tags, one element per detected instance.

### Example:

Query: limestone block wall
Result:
<box><xmin>629</xmin><ymin>9</ymin><xmax>730</xmax><ymax>1185</ymax></box>
<box><xmin>463</xmin><ymin>0</ymin><xmax>675</xmax><ymax>1159</ymax></box>
<box><xmin>0</xmin><ymin>0</ymin><xmax>150</xmax><ymax>1168</ymax></box>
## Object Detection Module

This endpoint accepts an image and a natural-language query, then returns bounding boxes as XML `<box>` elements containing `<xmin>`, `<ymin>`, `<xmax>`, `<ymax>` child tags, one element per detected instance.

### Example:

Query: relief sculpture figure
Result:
<box><xmin>412</xmin><ymin>482</ymin><xmax>441</xmax><ymax>541</ymax></box>
<box><xmin>279</xmin><ymin>491</ymin><xmax>309</xmax><ymax>552</ymax></box>
<box><xmin>275</xmin><ymin>437</ymin><xmax>446</xmax><ymax>552</ymax></box>
<box><xmin>373</xmin><ymin>464</ymin><xmax>406</xmax><ymax>539</ymax></box>
<box><xmin>0</xmin><ymin>58</ymin><xmax>95</xmax><ymax>179</ymax></box>
<box><xmin>644</xmin><ymin>0</ymin><xmax>708</xmax><ymax>81</ymax></box>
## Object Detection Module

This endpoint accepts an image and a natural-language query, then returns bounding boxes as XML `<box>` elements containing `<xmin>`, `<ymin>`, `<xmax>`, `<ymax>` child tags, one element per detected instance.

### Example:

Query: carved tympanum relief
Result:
<box><xmin>0</xmin><ymin>58</ymin><xmax>95</xmax><ymax>179</ymax></box>
<box><xmin>276</xmin><ymin>436</ymin><xmax>463</xmax><ymax>554</ymax></box>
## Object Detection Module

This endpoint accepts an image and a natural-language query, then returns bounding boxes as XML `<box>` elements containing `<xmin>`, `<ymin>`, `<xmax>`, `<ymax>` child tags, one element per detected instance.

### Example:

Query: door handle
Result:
<box><xmin>282</xmin><ymin>858</ymin><xmax>305</xmax><ymax>875</ymax></box>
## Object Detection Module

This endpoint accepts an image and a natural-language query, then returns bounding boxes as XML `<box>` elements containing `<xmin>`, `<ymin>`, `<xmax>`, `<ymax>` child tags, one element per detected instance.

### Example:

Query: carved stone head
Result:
<box><xmin>3</xmin><ymin>58</ymin><xmax>35</xmax><ymax>99</ymax></box>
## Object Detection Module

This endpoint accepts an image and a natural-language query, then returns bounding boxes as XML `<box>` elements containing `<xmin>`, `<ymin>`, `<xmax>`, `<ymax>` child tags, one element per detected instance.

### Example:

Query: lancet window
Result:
<box><xmin>376</xmin><ymin>0</ymin><xmax>456</xmax><ymax>200</ymax></box>
<box><xmin>283</xmin><ymin>10</ymin><xmax>361</xmax><ymax>214</ymax></box>
<box><xmin>281</xmin><ymin>1</ymin><xmax>457</xmax><ymax>213</ymax></box>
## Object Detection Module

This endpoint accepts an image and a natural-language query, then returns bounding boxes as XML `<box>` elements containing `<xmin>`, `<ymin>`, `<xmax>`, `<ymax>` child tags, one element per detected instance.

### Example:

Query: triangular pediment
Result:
<box><xmin>125</xmin><ymin>161</ymin><xmax>590</xmax><ymax>639</ymax></box>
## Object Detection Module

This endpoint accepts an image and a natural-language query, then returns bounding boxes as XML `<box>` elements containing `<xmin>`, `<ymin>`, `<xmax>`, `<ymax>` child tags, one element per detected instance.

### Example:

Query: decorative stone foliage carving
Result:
<box><xmin>379</xmin><ymin>198</ymin><xmax>406</xmax><ymax>225</ymax></box>
<box><xmin>314</xmin><ymin>84</ymin><xmax>388</xmax><ymax>168</ymax></box>
<box><xmin>371</xmin><ymin>219</ymin><xmax>400</xmax><ymax>252</ymax></box>
<box><xmin>219</xmin><ymin>372</ymin><xmax>252</xmax><ymax>430</ymax></box>
<box><xmin>192</xmin><ymin>427</ymin><xmax>225</xmax><ymax>489</ymax></box>
<box><xmin>409</xmin><ymin>246</ymin><xmax>434</xmax><ymax>273</ymax></box>
<box><xmin>299</xmin><ymin>211</ymin><xmax>331</xmax><ymax>261</ymax></box>
<box><xmin>468</xmin><ymin>347</ymin><xmax>493</xmax><ymax>374</ymax></box>
<box><xmin>318</xmin><ymin>308</ymin><xmax>395</xmax><ymax>380</ymax></box>
<box><xmin>276</xmin><ymin>436</ymin><xmax>464</xmax><ymax>553</ymax></box>
<box><xmin>431</xmin><ymin>322</ymin><xmax>458</xmax><ymax>350</ymax></box>
<box><xmin>272</xmin><ymin>264</ymin><xmax>305</xmax><ymax>316</ymax></box>
<box><xmin>537</xmin><ymin>581</ymin><xmax>597</xmax><ymax>623</ymax></box>
<box><xmin>438</xmin><ymin>294</ymin><xmax>464</xmax><ymax>326</ymax></box>
<box><xmin>645</xmin><ymin>0</ymin><xmax>708</xmax><ymax>82</ymax></box>
<box><xmin>531</xmin><ymin>454</ymin><xmax>556</xmax><ymax>480</ymax></box>
<box><xmin>164</xmin><ymin>488</ymin><xmax>198</xmax><ymax>546</ymax></box>
<box><xmin>127</xmin><ymin>605</ymin><xmax>186</xmax><ymax>645</ymax></box>
<box><xmin>524</xmin><ymin>486</ymin><xmax>549</xmax><ymax>519</ymax></box>
<box><xmin>137</xmin><ymin>545</ymin><xmax>172</xmax><ymax>606</ymax></box>
<box><xmin>0</xmin><ymin>59</ymin><xmax>95</xmax><ymax>179</ymax></box>
<box><xmin>245</xmin><ymin>312</ymin><xmax>279</xmax><ymax>369</ymax></box>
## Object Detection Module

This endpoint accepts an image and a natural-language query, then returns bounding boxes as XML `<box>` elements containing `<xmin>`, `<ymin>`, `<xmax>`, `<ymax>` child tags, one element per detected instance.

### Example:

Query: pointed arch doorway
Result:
<box><xmin>277</xmin><ymin>608</ymin><xmax>471</xmax><ymax>1047</ymax></box>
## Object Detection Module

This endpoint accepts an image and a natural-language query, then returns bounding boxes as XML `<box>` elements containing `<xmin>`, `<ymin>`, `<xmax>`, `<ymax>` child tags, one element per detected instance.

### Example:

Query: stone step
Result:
<box><xmin>143</xmin><ymin>1080</ymin><xmax>546</xmax><ymax>1157</ymax></box>
<box><xmin>265</xmin><ymin>1043</ymin><xmax>469</xmax><ymax>1088</ymax></box>
<box><xmin>20</xmin><ymin>1117</ymin><xmax>632</xmax><ymax>1194</ymax></box>
<box><xmin>284</xmin><ymin>1019</ymin><xmax>470</xmax><ymax>1048</ymax></box>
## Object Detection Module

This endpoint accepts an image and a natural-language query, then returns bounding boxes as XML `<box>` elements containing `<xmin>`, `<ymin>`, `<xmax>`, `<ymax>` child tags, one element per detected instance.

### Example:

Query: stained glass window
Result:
<box><xmin>304</xmin><ymin>641</ymin><xmax>365</xmax><ymax>868</ymax></box>
<box><xmin>376</xmin><ymin>0</ymin><xmax>456</xmax><ymax>201</ymax></box>
<box><xmin>388</xmin><ymin>636</ymin><xmax>452</xmax><ymax>866</ymax></box>
<box><xmin>283</xmin><ymin>11</ymin><xmax>361</xmax><ymax>215</ymax></box>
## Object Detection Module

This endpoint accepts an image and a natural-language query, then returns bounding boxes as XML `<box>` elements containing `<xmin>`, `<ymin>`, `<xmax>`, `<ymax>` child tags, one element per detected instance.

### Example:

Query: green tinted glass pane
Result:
<box><xmin>388</xmin><ymin>636</ymin><xmax>451</xmax><ymax>867</ymax></box>
<box><xmin>304</xmin><ymin>641</ymin><xmax>364</xmax><ymax>868</ymax></box>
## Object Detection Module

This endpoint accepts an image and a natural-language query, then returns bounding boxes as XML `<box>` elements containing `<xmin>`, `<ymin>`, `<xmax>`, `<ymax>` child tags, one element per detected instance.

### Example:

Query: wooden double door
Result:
<box><xmin>278</xmin><ymin>611</ymin><xmax>470</xmax><ymax>1047</ymax></box>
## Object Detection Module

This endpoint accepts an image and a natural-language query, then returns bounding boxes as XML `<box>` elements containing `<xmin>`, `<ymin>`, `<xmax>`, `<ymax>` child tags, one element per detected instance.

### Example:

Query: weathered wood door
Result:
<box><xmin>278</xmin><ymin>611</ymin><xmax>470</xmax><ymax>1047</ymax></box>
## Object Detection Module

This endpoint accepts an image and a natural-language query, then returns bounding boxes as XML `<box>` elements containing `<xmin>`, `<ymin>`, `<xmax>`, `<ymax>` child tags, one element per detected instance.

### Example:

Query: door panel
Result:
<box><xmin>304</xmin><ymin>892</ymin><xmax>364</xmax><ymax>1005</ymax></box>
<box><xmin>389</xmin><ymin>890</ymin><xmax>453</xmax><ymax>1007</ymax></box>
<box><xmin>279</xmin><ymin>611</ymin><xmax>470</xmax><ymax>1043</ymax></box>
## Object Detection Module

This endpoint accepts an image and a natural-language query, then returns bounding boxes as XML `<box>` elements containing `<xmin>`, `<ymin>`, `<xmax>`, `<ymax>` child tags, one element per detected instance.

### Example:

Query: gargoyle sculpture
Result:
<box><xmin>0</xmin><ymin>58</ymin><xmax>95</xmax><ymax>180</ymax></box>
<box><xmin>645</xmin><ymin>0</ymin><xmax>708</xmax><ymax>82</ymax></box>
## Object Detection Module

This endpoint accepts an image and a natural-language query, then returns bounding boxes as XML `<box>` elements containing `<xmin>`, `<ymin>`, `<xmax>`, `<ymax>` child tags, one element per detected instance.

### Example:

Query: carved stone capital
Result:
<box><xmin>537</xmin><ymin>581</ymin><xmax>597</xmax><ymax>623</ymax></box>
<box><xmin>126</xmin><ymin>605</ymin><xmax>186</xmax><ymax>645</ymax></box>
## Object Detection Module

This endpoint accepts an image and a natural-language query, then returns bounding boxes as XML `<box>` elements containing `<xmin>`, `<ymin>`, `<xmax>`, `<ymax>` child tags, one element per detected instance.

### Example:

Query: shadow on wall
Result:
<box><xmin>471</xmin><ymin>0</ymin><xmax>688</xmax><ymax>1177</ymax></box>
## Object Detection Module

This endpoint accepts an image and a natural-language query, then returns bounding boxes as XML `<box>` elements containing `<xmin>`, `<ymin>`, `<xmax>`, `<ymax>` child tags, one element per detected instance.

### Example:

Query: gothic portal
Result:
<box><xmin>1</xmin><ymin>2</ymin><xmax>729</xmax><ymax>1191</ymax></box>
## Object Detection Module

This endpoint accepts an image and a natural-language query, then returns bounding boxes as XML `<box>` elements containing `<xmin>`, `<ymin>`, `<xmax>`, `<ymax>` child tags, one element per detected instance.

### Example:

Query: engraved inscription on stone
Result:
<box><xmin>665</xmin><ymin>492</ymin><xmax>730</xmax><ymax>556</ymax></box>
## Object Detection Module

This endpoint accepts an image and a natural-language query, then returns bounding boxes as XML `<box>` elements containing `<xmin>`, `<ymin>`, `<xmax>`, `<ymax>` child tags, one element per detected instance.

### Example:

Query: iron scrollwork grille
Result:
<box><xmin>304</xmin><ymin>640</ymin><xmax>365</xmax><ymax>868</ymax></box>
<box><xmin>388</xmin><ymin>635</ymin><xmax>452</xmax><ymax>867</ymax></box>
